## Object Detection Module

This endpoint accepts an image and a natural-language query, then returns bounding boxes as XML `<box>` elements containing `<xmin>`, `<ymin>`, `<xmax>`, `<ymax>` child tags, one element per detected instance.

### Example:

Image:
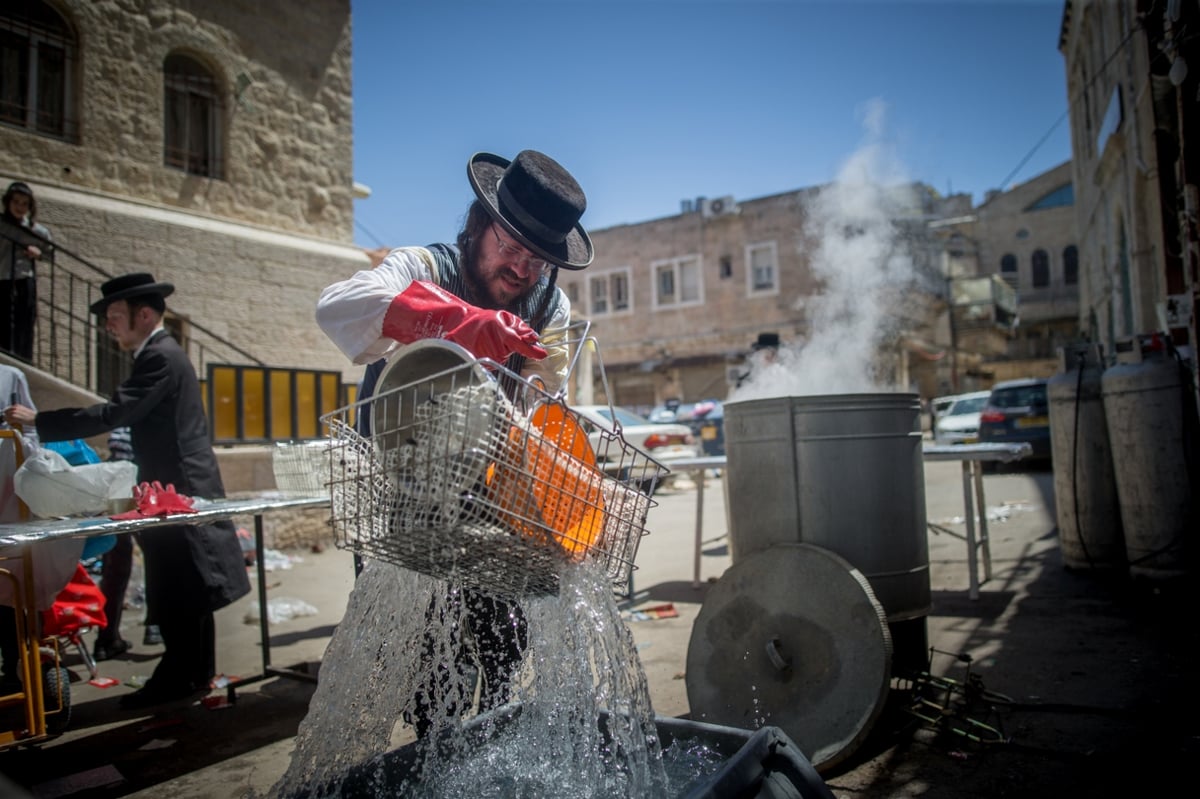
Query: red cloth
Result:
<box><xmin>42</xmin><ymin>563</ymin><xmax>107</xmax><ymax>636</ymax></box>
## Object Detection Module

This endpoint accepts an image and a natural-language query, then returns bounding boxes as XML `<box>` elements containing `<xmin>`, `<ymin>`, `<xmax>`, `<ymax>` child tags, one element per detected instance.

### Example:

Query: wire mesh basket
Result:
<box><xmin>321</xmin><ymin>334</ymin><xmax>668</xmax><ymax>600</ymax></box>
<box><xmin>272</xmin><ymin>440</ymin><xmax>333</xmax><ymax>496</ymax></box>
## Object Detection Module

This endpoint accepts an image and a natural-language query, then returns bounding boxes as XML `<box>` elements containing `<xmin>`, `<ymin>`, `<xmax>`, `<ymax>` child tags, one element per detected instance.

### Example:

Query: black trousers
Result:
<box><xmin>409</xmin><ymin>590</ymin><xmax>528</xmax><ymax>738</ymax></box>
<box><xmin>146</xmin><ymin>610</ymin><xmax>215</xmax><ymax>692</ymax></box>
<box><xmin>95</xmin><ymin>533</ymin><xmax>133</xmax><ymax>648</ymax></box>
<box><xmin>0</xmin><ymin>277</ymin><xmax>36</xmax><ymax>362</ymax></box>
<box><xmin>0</xmin><ymin>605</ymin><xmax>21</xmax><ymax>683</ymax></box>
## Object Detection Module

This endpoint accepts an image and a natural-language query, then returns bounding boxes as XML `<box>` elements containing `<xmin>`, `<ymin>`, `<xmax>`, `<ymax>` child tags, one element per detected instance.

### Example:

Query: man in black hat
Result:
<box><xmin>317</xmin><ymin>149</ymin><xmax>593</xmax><ymax>736</ymax></box>
<box><xmin>4</xmin><ymin>273</ymin><xmax>250</xmax><ymax>709</ymax></box>
<box><xmin>736</xmin><ymin>332</ymin><xmax>782</xmax><ymax>388</ymax></box>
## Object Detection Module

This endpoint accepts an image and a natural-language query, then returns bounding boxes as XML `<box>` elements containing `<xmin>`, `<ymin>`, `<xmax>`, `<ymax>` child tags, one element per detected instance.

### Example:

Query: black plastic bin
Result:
<box><xmin>287</xmin><ymin>707</ymin><xmax>834</xmax><ymax>798</ymax></box>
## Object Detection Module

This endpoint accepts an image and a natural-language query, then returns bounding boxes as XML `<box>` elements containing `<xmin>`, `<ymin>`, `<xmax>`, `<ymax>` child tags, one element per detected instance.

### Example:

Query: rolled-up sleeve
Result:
<box><xmin>315</xmin><ymin>247</ymin><xmax>434</xmax><ymax>364</ymax></box>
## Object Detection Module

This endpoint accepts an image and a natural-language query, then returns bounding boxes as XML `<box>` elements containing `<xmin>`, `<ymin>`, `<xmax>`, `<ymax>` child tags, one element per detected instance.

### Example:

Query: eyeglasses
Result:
<box><xmin>490</xmin><ymin>225</ymin><xmax>554</xmax><ymax>276</ymax></box>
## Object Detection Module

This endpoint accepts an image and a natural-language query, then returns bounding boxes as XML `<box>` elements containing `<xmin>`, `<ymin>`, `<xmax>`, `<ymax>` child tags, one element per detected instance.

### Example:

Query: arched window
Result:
<box><xmin>1000</xmin><ymin>253</ymin><xmax>1018</xmax><ymax>288</ymax></box>
<box><xmin>1063</xmin><ymin>245</ymin><xmax>1078</xmax><ymax>285</ymax></box>
<box><xmin>164</xmin><ymin>53</ymin><xmax>223</xmax><ymax>178</ymax></box>
<box><xmin>0</xmin><ymin>0</ymin><xmax>79</xmax><ymax>141</ymax></box>
<box><xmin>1032</xmin><ymin>249</ymin><xmax>1050</xmax><ymax>288</ymax></box>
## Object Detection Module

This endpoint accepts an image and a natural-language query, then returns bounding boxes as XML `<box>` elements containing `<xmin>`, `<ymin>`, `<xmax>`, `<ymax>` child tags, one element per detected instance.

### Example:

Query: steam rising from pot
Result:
<box><xmin>732</xmin><ymin>100</ymin><xmax>919</xmax><ymax>401</ymax></box>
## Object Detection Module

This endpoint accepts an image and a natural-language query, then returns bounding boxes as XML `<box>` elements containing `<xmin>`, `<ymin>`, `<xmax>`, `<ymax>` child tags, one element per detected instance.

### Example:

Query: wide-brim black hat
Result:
<box><xmin>468</xmin><ymin>150</ymin><xmax>593</xmax><ymax>270</ymax></box>
<box><xmin>89</xmin><ymin>272</ymin><xmax>175</xmax><ymax>315</ymax></box>
<box><xmin>752</xmin><ymin>332</ymin><xmax>781</xmax><ymax>351</ymax></box>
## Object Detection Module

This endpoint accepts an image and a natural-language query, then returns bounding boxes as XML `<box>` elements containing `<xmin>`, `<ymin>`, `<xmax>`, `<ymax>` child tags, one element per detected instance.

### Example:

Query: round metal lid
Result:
<box><xmin>686</xmin><ymin>543</ymin><xmax>892</xmax><ymax>771</ymax></box>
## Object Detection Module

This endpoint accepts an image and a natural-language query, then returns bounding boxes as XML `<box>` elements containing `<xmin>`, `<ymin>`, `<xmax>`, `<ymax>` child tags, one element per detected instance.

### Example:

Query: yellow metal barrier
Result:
<box><xmin>206</xmin><ymin>364</ymin><xmax>352</xmax><ymax>445</ymax></box>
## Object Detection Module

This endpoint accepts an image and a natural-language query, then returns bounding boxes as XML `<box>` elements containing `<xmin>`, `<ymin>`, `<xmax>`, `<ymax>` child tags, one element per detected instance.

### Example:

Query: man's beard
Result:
<box><xmin>461</xmin><ymin>244</ymin><xmax>519</xmax><ymax>313</ymax></box>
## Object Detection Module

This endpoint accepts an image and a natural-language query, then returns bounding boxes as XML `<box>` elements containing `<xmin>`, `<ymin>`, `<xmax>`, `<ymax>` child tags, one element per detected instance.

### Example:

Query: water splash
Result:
<box><xmin>268</xmin><ymin>559</ymin><xmax>673</xmax><ymax>798</ymax></box>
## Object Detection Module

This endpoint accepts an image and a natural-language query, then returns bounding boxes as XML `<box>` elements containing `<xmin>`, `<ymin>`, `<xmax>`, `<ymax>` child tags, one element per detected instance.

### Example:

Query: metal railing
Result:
<box><xmin>3</xmin><ymin>226</ymin><xmax>351</xmax><ymax>444</ymax></box>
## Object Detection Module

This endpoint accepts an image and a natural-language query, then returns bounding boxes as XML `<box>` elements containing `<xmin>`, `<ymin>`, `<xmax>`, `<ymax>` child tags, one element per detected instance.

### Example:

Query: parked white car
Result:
<box><xmin>933</xmin><ymin>390</ymin><xmax>992</xmax><ymax>445</ymax></box>
<box><xmin>570</xmin><ymin>404</ymin><xmax>700</xmax><ymax>494</ymax></box>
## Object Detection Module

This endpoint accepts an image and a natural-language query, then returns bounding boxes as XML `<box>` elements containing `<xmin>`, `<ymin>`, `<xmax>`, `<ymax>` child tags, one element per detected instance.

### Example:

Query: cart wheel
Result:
<box><xmin>43</xmin><ymin>665</ymin><xmax>72</xmax><ymax>733</ymax></box>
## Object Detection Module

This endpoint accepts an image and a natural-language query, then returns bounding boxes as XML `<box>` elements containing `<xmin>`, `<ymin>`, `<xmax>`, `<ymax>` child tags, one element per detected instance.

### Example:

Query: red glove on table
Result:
<box><xmin>382</xmin><ymin>280</ymin><xmax>547</xmax><ymax>363</ymax></box>
<box><xmin>110</xmin><ymin>481</ymin><xmax>198</xmax><ymax>520</ymax></box>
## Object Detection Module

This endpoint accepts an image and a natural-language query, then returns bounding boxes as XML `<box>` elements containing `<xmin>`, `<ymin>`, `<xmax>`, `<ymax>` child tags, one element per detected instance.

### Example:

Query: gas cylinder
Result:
<box><xmin>1100</xmin><ymin>335</ymin><xmax>1194</xmax><ymax>580</ymax></box>
<box><xmin>1047</xmin><ymin>344</ymin><xmax>1124</xmax><ymax>569</ymax></box>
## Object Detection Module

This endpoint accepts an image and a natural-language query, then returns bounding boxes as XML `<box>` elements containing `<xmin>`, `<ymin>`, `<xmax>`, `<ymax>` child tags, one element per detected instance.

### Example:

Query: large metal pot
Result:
<box><xmin>722</xmin><ymin>393</ymin><xmax>930</xmax><ymax>623</ymax></box>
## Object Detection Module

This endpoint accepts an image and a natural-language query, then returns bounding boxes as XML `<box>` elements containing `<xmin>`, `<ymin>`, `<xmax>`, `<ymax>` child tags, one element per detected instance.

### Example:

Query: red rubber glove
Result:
<box><xmin>111</xmin><ymin>481</ymin><xmax>197</xmax><ymax>519</ymax></box>
<box><xmin>382</xmin><ymin>280</ymin><xmax>547</xmax><ymax>362</ymax></box>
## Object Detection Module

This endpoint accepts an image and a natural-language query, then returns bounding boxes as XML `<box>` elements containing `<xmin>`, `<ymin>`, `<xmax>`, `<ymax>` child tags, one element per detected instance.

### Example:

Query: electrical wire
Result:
<box><xmin>997</xmin><ymin>112</ymin><xmax>1071</xmax><ymax>194</ymax></box>
<box><xmin>995</xmin><ymin>19</ymin><xmax>1142</xmax><ymax>192</ymax></box>
<box><xmin>353</xmin><ymin>217</ymin><xmax>388</xmax><ymax>248</ymax></box>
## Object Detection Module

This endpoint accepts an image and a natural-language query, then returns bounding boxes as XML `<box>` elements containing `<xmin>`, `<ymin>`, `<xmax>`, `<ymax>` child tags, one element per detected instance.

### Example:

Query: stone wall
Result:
<box><xmin>0</xmin><ymin>0</ymin><xmax>355</xmax><ymax>241</ymax></box>
<box><xmin>32</xmin><ymin>186</ymin><xmax>366</xmax><ymax>379</ymax></box>
<box><xmin>229</xmin><ymin>505</ymin><xmax>333</xmax><ymax>552</ymax></box>
<box><xmin>0</xmin><ymin>0</ymin><xmax>368</xmax><ymax>383</ymax></box>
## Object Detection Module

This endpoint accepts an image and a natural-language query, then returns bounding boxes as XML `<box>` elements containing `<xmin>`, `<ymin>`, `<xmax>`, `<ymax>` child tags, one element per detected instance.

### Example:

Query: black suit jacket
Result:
<box><xmin>35</xmin><ymin>329</ymin><xmax>250</xmax><ymax>616</ymax></box>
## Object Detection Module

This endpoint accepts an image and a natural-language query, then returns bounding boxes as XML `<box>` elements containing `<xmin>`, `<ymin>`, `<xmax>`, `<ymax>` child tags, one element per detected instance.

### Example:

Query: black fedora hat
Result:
<box><xmin>89</xmin><ymin>272</ymin><xmax>175</xmax><ymax>315</ymax></box>
<box><xmin>752</xmin><ymin>332</ymin><xmax>781</xmax><ymax>351</ymax></box>
<box><xmin>468</xmin><ymin>150</ymin><xmax>593</xmax><ymax>270</ymax></box>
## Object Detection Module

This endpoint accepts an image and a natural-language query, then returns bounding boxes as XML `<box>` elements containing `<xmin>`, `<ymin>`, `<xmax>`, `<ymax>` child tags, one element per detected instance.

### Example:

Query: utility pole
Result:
<box><xmin>947</xmin><ymin>275</ymin><xmax>960</xmax><ymax>393</ymax></box>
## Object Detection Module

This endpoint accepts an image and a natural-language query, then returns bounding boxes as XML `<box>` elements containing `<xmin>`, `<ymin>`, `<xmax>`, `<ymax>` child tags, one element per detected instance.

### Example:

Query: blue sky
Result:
<box><xmin>350</xmin><ymin>0</ymin><xmax>1072</xmax><ymax>249</ymax></box>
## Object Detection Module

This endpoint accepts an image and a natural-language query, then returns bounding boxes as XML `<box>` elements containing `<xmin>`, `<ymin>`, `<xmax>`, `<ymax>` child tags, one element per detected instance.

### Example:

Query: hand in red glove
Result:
<box><xmin>111</xmin><ymin>481</ymin><xmax>197</xmax><ymax>519</ymax></box>
<box><xmin>382</xmin><ymin>280</ymin><xmax>547</xmax><ymax>363</ymax></box>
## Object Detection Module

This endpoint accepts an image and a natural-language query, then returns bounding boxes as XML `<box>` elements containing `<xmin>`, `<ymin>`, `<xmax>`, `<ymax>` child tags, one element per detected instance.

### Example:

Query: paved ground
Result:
<box><xmin>0</xmin><ymin>455</ymin><xmax>1195</xmax><ymax>798</ymax></box>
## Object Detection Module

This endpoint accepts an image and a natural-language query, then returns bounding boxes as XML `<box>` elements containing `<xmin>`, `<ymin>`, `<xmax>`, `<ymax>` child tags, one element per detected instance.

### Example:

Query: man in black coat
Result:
<box><xmin>4</xmin><ymin>272</ymin><xmax>250</xmax><ymax>709</ymax></box>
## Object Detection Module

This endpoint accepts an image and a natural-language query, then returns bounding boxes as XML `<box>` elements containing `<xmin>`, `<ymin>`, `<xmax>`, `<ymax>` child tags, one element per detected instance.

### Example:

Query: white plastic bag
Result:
<box><xmin>0</xmin><ymin>428</ymin><xmax>34</xmax><ymax>523</ymax></box>
<box><xmin>13</xmin><ymin>447</ymin><xmax>138</xmax><ymax>518</ymax></box>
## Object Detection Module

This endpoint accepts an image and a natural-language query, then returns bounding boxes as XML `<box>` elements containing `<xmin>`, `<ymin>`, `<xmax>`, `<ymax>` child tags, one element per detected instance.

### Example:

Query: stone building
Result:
<box><xmin>0</xmin><ymin>0</ymin><xmax>364</xmax><ymax>387</ymax></box>
<box><xmin>932</xmin><ymin>161</ymin><xmax>1080</xmax><ymax>385</ymax></box>
<box><xmin>560</xmin><ymin>184</ymin><xmax>970</xmax><ymax>412</ymax></box>
<box><xmin>1059</xmin><ymin>0</ymin><xmax>1198</xmax><ymax>392</ymax></box>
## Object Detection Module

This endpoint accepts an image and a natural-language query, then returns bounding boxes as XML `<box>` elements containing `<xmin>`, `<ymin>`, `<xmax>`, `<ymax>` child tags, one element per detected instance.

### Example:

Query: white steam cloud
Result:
<box><xmin>731</xmin><ymin>99</ymin><xmax>919</xmax><ymax>401</ymax></box>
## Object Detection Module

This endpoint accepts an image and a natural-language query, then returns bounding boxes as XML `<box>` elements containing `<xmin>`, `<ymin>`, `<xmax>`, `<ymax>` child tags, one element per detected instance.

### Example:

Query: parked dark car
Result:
<box><xmin>650</xmin><ymin>399</ymin><xmax>725</xmax><ymax>457</ymax></box>
<box><xmin>677</xmin><ymin>400</ymin><xmax>725</xmax><ymax>457</ymax></box>
<box><xmin>977</xmin><ymin>378</ymin><xmax>1051</xmax><ymax>459</ymax></box>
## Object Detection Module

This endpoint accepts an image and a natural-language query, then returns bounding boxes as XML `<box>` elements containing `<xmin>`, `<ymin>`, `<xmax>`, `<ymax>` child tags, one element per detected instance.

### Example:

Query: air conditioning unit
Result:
<box><xmin>702</xmin><ymin>195</ymin><xmax>737</xmax><ymax>218</ymax></box>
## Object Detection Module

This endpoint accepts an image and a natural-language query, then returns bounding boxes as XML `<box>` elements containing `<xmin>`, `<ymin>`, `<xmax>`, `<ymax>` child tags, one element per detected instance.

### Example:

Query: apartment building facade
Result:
<box><xmin>1</xmin><ymin>0</ymin><xmax>363</xmax><ymax>384</ymax></box>
<box><xmin>559</xmin><ymin>186</ymin><xmax>970</xmax><ymax>412</ymax></box>
<box><xmin>1059</xmin><ymin>0</ymin><xmax>1198</xmax><ymax>389</ymax></box>
<box><xmin>934</xmin><ymin>161</ymin><xmax>1081</xmax><ymax>383</ymax></box>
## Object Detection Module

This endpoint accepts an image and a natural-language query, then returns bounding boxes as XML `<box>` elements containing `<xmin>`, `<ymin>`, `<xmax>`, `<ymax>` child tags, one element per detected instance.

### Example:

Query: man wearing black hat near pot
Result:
<box><xmin>317</xmin><ymin>149</ymin><xmax>593</xmax><ymax>736</ymax></box>
<box><xmin>735</xmin><ymin>332</ymin><xmax>782</xmax><ymax>388</ymax></box>
<box><xmin>4</xmin><ymin>273</ymin><xmax>250</xmax><ymax>709</ymax></box>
